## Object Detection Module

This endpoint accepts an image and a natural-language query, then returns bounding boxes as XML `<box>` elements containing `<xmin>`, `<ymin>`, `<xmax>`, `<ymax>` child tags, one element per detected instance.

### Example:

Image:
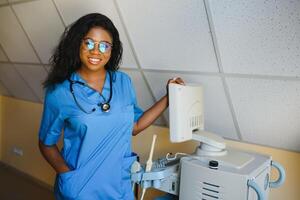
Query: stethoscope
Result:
<box><xmin>68</xmin><ymin>71</ymin><xmax>112</xmax><ymax>114</ymax></box>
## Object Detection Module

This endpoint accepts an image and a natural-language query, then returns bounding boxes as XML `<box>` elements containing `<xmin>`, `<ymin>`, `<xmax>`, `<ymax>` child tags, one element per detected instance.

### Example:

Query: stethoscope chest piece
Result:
<box><xmin>99</xmin><ymin>102</ymin><xmax>110</xmax><ymax>112</ymax></box>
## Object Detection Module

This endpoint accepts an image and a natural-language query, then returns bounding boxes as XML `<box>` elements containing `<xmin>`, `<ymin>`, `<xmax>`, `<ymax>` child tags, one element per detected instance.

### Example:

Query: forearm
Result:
<box><xmin>38</xmin><ymin>140</ymin><xmax>70</xmax><ymax>174</ymax></box>
<box><xmin>133</xmin><ymin>95</ymin><xmax>168</xmax><ymax>135</ymax></box>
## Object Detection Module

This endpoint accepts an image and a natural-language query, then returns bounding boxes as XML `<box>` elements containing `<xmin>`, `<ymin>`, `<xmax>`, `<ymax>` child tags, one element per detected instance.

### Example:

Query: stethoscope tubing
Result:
<box><xmin>68</xmin><ymin>71</ymin><xmax>113</xmax><ymax>113</ymax></box>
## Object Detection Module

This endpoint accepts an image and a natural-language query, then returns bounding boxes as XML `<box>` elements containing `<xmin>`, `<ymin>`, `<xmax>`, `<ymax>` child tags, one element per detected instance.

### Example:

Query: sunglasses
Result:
<box><xmin>82</xmin><ymin>38</ymin><xmax>113</xmax><ymax>53</ymax></box>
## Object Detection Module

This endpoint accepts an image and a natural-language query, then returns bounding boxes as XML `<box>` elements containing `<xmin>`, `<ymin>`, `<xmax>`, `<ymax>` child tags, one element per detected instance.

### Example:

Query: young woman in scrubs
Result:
<box><xmin>38</xmin><ymin>13</ymin><xmax>184</xmax><ymax>200</ymax></box>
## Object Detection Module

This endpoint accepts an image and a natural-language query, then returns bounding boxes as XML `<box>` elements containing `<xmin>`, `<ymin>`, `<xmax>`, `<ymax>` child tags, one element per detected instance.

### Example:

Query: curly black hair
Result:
<box><xmin>43</xmin><ymin>13</ymin><xmax>123</xmax><ymax>89</ymax></box>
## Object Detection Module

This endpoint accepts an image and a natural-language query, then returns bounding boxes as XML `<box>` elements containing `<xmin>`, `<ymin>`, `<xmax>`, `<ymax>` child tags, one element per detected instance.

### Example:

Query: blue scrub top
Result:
<box><xmin>39</xmin><ymin>71</ymin><xmax>144</xmax><ymax>200</ymax></box>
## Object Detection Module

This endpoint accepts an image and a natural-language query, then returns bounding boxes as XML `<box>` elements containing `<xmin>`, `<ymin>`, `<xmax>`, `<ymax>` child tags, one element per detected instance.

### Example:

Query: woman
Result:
<box><xmin>38</xmin><ymin>13</ymin><xmax>184</xmax><ymax>200</ymax></box>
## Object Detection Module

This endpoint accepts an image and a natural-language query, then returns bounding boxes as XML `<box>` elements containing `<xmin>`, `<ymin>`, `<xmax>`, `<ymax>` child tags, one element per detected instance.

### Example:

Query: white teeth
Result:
<box><xmin>88</xmin><ymin>58</ymin><xmax>101</xmax><ymax>64</ymax></box>
<box><xmin>89</xmin><ymin>58</ymin><xmax>100</xmax><ymax>62</ymax></box>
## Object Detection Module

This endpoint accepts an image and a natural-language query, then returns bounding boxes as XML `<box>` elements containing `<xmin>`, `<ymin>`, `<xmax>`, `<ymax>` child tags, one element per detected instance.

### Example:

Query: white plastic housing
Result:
<box><xmin>169</xmin><ymin>83</ymin><xmax>204</xmax><ymax>143</ymax></box>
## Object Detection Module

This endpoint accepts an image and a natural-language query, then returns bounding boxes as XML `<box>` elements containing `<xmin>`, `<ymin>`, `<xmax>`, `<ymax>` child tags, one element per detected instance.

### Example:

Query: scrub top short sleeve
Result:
<box><xmin>128</xmin><ymin>76</ymin><xmax>144</xmax><ymax>122</ymax></box>
<box><xmin>39</xmin><ymin>88</ymin><xmax>65</xmax><ymax>146</ymax></box>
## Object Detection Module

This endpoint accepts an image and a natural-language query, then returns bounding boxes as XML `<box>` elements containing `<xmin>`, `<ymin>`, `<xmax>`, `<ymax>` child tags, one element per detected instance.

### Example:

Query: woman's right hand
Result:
<box><xmin>38</xmin><ymin>140</ymin><xmax>70</xmax><ymax>174</ymax></box>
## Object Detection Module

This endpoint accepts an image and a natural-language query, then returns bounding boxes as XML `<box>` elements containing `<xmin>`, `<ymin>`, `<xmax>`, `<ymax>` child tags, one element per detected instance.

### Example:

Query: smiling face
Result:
<box><xmin>79</xmin><ymin>27</ymin><xmax>113</xmax><ymax>73</ymax></box>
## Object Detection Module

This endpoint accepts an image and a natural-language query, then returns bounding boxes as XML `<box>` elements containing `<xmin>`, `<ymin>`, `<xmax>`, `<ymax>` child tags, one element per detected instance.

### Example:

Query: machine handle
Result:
<box><xmin>248</xmin><ymin>179</ymin><xmax>265</xmax><ymax>200</ymax></box>
<box><xmin>269</xmin><ymin>161</ymin><xmax>286</xmax><ymax>188</ymax></box>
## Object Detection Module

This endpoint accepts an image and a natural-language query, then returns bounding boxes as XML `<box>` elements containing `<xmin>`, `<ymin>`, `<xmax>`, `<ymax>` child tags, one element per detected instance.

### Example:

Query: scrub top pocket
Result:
<box><xmin>121</xmin><ymin>152</ymin><xmax>137</xmax><ymax>198</ymax></box>
<box><xmin>122</xmin><ymin>152</ymin><xmax>137</xmax><ymax>180</ymax></box>
<box><xmin>121</xmin><ymin>104</ymin><xmax>134</xmax><ymax>124</ymax></box>
<box><xmin>122</xmin><ymin>104</ymin><xmax>134</xmax><ymax>113</ymax></box>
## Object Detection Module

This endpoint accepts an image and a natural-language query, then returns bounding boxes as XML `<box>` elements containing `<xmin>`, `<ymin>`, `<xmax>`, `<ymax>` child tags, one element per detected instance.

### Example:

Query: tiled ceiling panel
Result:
<box><xmin>0</xmin><ymin>46</ymin><xmax>8</xmax><ymax>61</ymax></box>
<box><xmin>208</xmin><ymin>0</ymin><xmax>300</xmax><ymax>76</ymax></box>
<box><xmin>0</xmin><ymin>81</ymin><xmax>10</xmax><ymax>96</ymax></box>
<box><xmin>44</xmin><ymin>65</ymin><xmax>51</xmax><ymax>72</ymax></box>
<box><xmin>0</xmin><ymin>63</ymin><xmax>39</xmax><ymax>102</ymax></box>
<box><xmin>123</xmin><ymin>70</ymin><xmax>165</xmax><ymax>125</ymax></box>
<box><xmin>227</xmin><ymin>78</ymin><xmax>300</xmax><ymax>151</ymax></box>
<box><xmin>116</xmin><ymin>0</ymin><xmax>219</xmax><ymax>72</ymax></box>
<box><xmin>13</xmin><ymin>0</ymin><xmax>65</xmax><ymax>64</ymax></box>
<box><xmin>0</xmin><ymin>0</ymin><xmax>7</xmax><ymax>5</ymax></box>
<box><xmin>14</xmin><ymin>64</ymin><xmax>48</xmax><ymax>102</ymax></box>
<box><xmin>144</xmin><ymin>71</ymin><xmax>238</xmax><ymax>139</ymax></box>
<box><xmin>0</xmin><ymin>6</ymin><xmax>39</xmax><ymax>63</ymax></box>
<box><xmin>8</xmin><ymin>0</ymin><xmax>26</xmax><ymax>3</ymax></box>
<box><xmin>54</xmin><ymin>0</ymin><xmax>138</xmax><ymax>69</ymax></box>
